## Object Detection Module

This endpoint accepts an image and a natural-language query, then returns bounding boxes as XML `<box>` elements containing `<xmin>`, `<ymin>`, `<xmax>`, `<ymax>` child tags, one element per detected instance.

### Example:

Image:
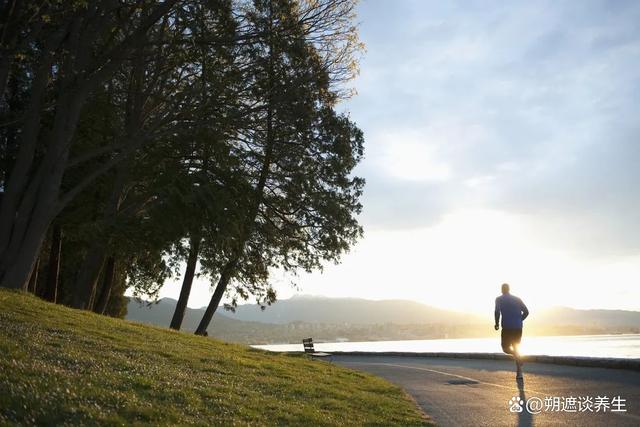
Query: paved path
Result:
<box><xmin>332</xmin><ymin>355</ymin><xmax>640</xmax><ymax>426</ymax></box>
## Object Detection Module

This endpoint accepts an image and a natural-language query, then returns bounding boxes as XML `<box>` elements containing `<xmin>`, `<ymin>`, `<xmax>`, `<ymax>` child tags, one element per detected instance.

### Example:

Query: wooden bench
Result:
<box><xmin>302</xmin><ymin>338</ymin><xmax>331</xmax><ymax>359</ymax></box>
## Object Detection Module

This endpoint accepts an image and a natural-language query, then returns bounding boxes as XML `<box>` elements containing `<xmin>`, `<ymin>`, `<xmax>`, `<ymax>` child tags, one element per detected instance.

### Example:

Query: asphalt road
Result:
<box><xmin>332</xmin><ymin>355</ymin><xmax>640</xmax><ymax>426</ymax></box>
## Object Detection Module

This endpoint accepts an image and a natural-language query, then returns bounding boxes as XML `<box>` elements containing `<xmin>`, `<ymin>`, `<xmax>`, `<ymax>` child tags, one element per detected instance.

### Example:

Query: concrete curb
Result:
<box><xmin>288</xmin><ymin>351</ymin><xmax>640</xmax><ymax>370</ymax></box>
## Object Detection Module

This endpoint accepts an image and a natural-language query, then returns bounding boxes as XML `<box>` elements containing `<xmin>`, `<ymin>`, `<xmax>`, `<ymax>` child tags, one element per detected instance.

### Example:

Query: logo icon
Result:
<box><xmin>509</xmin><ymin>397</ymin><xmax>524</xmax><ymax>413</ymax></box>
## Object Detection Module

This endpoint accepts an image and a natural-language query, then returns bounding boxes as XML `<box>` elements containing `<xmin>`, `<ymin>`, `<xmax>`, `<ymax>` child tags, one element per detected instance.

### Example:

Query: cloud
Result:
<box><xmin>346</xmin><ymin>0</ymin><xmax>640</xmax><ymax>257</ymax></box>
<box><xmin>371</xmin><ymin>129</ymin><xmax>453</xmax><ymax>182</ymax></box>
<box><xmin>358</xmin><ymin>174</ymin><xmax>451</xmax><ymax>231</ymax></box>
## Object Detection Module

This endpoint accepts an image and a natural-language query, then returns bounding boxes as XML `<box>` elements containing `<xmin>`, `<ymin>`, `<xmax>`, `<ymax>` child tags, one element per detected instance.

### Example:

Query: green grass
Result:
<box><xmin>0</xmin><ymin>290</ymin><xmax>431</xmax><ymax>426</ymax></box>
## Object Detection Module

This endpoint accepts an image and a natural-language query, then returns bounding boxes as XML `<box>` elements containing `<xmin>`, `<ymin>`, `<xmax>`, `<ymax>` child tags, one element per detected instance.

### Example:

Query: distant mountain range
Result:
<box><xmin>125</xmin><ymin>298</ymin><xmax>259</xmax><ymax>333</ymax></box>
<box><xmin>125</xmin><ymin>295</ymin><xmax>640</xmax><ymax>344</ymax></box>
<box><xmin>223</xmin><ymin>295</ymin><xmax>483</xmax><ymax>325</ymax></box>
<box><xmin>532</xmin><ymin>306</ymin><xmax>640</xmax><ymax>327</ymax></box>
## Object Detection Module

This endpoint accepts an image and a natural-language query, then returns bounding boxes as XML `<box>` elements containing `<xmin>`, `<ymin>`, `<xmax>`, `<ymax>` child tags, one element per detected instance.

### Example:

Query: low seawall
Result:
<box><xmin>307</xmin><ymin>351</ymin><xmax>640</xmax><ymax>370</ymax></box>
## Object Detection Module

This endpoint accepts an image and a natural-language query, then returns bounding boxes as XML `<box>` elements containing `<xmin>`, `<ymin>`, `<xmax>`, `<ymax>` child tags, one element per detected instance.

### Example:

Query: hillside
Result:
<box><xmin>0</xmin><ymin>290</ymin><xmax>429</xmax><ymax>426</ymax></box>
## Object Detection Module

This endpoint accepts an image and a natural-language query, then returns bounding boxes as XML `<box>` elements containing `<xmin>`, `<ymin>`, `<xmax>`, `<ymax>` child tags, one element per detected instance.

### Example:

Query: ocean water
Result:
<box><xmin>253</xmin><ymin>334</ymin><xmax>640</xmax><ymax>359</ymax></box>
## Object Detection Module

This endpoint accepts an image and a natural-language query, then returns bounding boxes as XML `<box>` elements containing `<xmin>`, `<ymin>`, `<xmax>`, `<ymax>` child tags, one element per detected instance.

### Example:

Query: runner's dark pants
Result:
<box><xmin>501</xmin><ymin>328</ymin><xmax>522</xmax><ymax>355</ymax></box>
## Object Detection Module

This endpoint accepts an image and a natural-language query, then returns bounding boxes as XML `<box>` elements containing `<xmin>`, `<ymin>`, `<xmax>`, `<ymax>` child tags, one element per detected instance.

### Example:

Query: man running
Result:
<box><xmin>494</xmin><ymin>283</ymin><xmax>529</xmax><ymax>379</ymax></box>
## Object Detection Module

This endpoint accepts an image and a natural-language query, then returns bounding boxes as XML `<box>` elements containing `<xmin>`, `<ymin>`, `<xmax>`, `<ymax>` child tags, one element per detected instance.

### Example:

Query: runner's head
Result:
<box><xmin>501</xmin><ymin>283</ymin><xmax>510</xmax><ymax>294</ymax></box>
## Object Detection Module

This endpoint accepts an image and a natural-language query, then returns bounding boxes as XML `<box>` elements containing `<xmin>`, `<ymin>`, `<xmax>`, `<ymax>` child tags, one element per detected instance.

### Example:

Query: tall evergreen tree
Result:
<box><xmin>195</xmin><ymin>0</ymin><xmax>364</xmax><ymax>335</ymax></box>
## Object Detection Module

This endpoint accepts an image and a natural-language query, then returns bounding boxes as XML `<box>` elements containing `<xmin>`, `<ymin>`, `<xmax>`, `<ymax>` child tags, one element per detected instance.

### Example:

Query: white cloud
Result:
<box><xmin>374</xmin><ymin>130</ymin><xmax>452</xmax><ymax>182</ymax></box>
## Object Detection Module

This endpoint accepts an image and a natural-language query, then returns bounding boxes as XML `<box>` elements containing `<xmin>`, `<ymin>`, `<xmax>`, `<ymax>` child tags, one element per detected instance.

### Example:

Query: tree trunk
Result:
<box><xmin>170</xmin><ymin>232</ymin><xmax>201</xmax><ymax>330</ymax></box>
<box><xmin>27</xmin><ymin>257</ymin><xmax>40</xmax><ymax>294</ymax></box>
<box><xmin>0</xmin><ymin>195</ymin><xmax>57</xmax><ymax>290</ymax></box>
<box><xmin>69</xmin><ymin>153</ymin><xmax>132</xmax><ymax>309</ymax></box>
<box><xmin>194</xmin><ymin>259</ymin><xmax>237</xmax><ymax>336</ymax></box>
<box><xmin>0</xmin><ymin>80</ymin><xmax>89</xmax><ymax>291</ymax></box>
<box><xmin>72</xmin><ymin>245</ymin><xmax>107</xmax><ymax>309</ymax></box>
<box><xmin>72</xmin><ymin>38</ymin><xmax>146</xmax><ymax>309</ymax></box>
<box><xmin>93</xmin><ymin>256</ymin><xmax>115</xmax><ymax>315</ymax></box>
<box><xmin>0</xmin><ymin>51</ymin><xmax>53</xmax><ymax>258</ymax></box>
<box><xmin>43</xmin><ymin>224</ymin><xmax>62</xmax><ymax>303</ymax></box>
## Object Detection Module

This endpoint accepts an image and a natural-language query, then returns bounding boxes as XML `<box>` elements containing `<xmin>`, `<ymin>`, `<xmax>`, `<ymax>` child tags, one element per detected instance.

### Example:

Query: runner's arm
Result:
<box><xmin>520</xmin><ymin>299</ymin><xmax>529</xmax><ymax>321</ymax></box>
<box><xmin>494</xmin><ymin>298</ymin><xmax>500</xmax><ymax>328</ymax></box>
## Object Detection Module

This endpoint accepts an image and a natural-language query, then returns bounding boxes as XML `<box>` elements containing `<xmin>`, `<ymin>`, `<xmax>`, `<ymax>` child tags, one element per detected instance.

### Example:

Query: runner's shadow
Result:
<box><xmin>516</xmin><ymin>377</ymin><xmax>533</xmax><ymax>427</ymax></box>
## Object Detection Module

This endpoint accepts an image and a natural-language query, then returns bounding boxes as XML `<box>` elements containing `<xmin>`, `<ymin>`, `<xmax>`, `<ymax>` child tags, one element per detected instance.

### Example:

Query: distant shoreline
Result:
<box><xmin>253</xmin><ymin>332</ymin><xmax>640</xmax><ymax>346</ymax></box>
<box><xmin>253</xmin><ymin>334</ymin><xmax>640</xmax><ymax>360</ymax></box>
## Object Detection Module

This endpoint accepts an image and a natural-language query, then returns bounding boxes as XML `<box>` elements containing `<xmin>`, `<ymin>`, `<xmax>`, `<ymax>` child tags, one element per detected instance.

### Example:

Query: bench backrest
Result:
<box><xmin>302</xmin><ymin>338</ymin><xmax>315</xmax><ymax>353</ymax></box>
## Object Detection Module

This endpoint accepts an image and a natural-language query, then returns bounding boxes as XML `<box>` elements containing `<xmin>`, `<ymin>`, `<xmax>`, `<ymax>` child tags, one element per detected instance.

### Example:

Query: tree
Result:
<box><xmin>0</xmin><ymin>1</ymin><xmax>179</xmax><ymax>291</ymax></box>
<box><xmin>194</xmin><ymin>0</ymin><xmax>364</xmax><ymax>335</ymax></box>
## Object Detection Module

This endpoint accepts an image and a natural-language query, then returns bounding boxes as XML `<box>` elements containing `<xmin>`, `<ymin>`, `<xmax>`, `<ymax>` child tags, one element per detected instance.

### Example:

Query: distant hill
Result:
<box><xmin>126</xmin><ymin>295</ymin><xmax>640</xmax><ymax>342</ymax></box>
<box><xmin>125</xmin><ymin>298</ymin><xmax>280</xmax><ymax>336</ymax></box>
<box><xmin>126</xmin><ymin>297</ymin><xmax>491</xmax><ymax>343</ymax></box>
<box><xmin>125</xmin><ymin>296</ymin><xmax>484</xmax><ymax>330</ymax></box>
<box><xmin>532</xmin><ymin>306</ymin><xmax>640</xmax><ymax>328</ymax></box>
<box><xmin>222</xmin><ymin>295</ymin><xmax>483</xmax><ymax>325</ymax></box>
<box><xmin>126</xmin><ymin>297</ymin><xmax>229</xmax><ymax>332</ymax></box>
<box><xmin>221</xmin><ymin>295</ymin><xmax>640</xmax><ymax>329</ymax></box>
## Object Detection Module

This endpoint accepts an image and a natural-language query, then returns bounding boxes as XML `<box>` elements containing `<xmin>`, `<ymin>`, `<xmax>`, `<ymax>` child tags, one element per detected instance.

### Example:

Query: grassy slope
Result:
<box><xmin>0</xmin><ymin>290</ymin><xmax>430</xmax><ymax>426</ymax></box>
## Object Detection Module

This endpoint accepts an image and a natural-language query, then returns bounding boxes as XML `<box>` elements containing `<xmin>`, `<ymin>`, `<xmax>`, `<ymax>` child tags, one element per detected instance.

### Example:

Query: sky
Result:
<box><xmin>157</xmin><ymin>0</ymin><xmax>640</xmax><ymax>314</ymax></box>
